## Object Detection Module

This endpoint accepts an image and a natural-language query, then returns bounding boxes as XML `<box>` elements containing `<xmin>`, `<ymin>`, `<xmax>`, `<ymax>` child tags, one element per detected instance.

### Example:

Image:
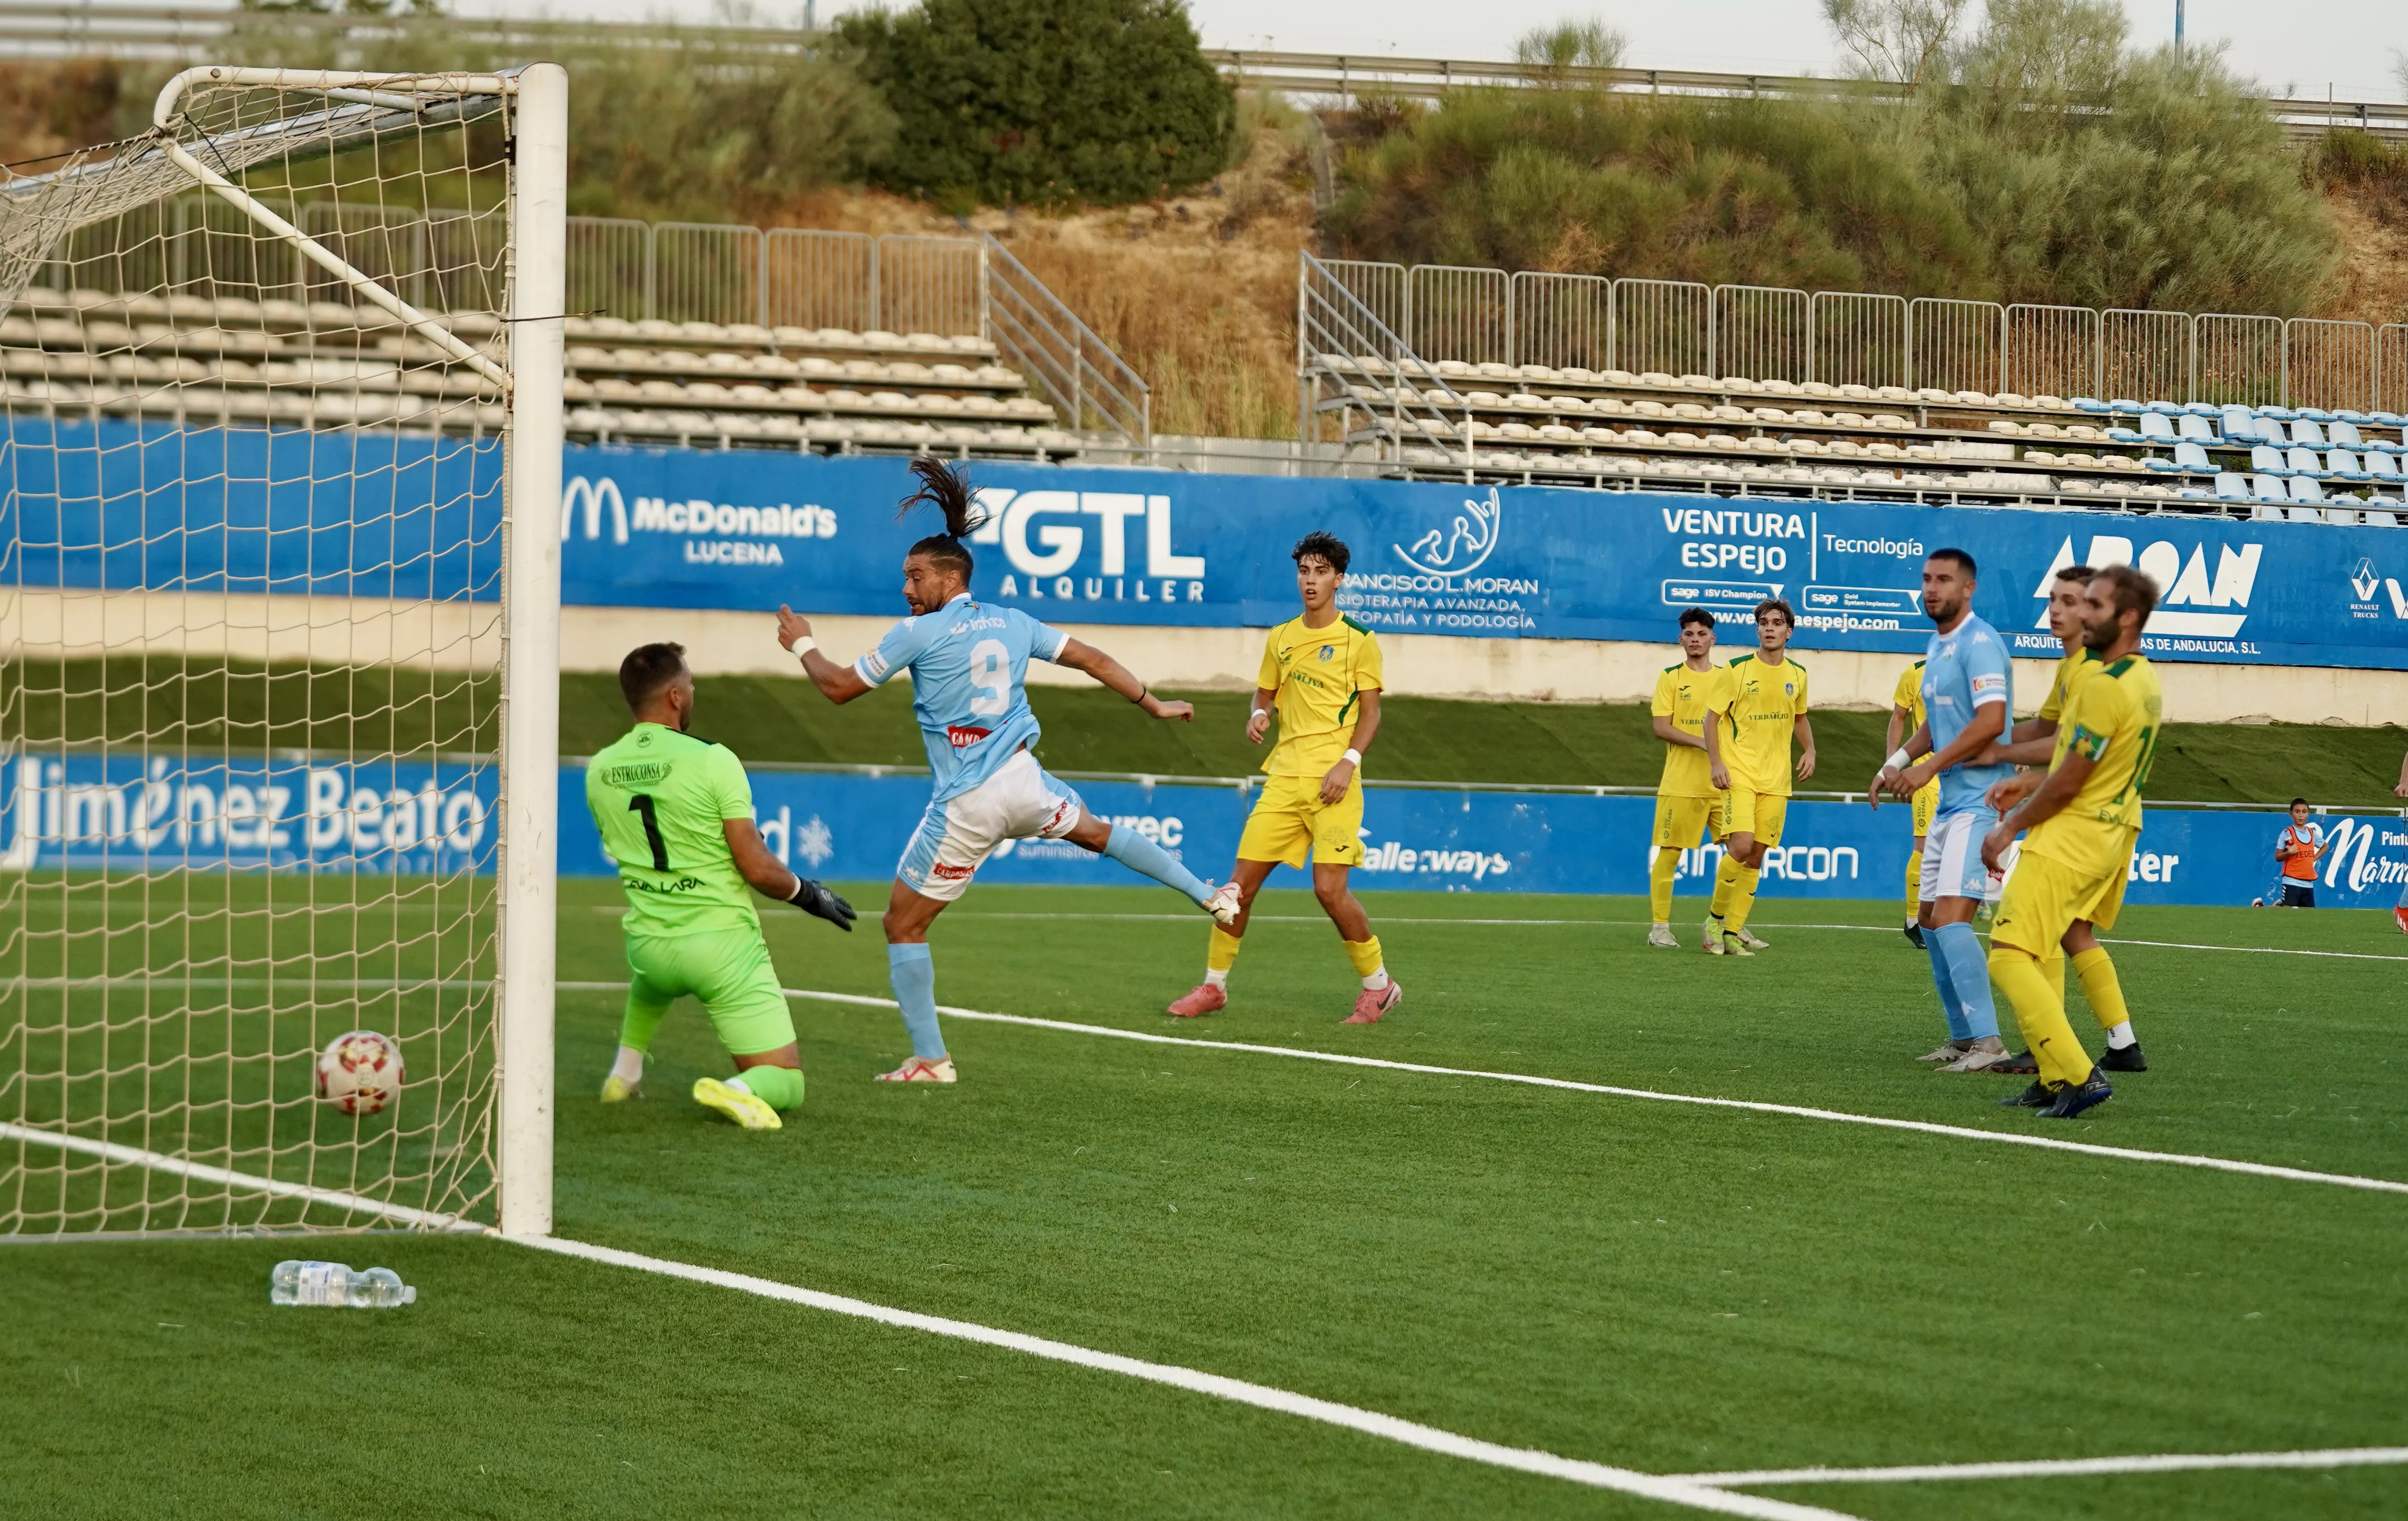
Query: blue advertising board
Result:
<box><xmin>554</xmin><ymin>769</ymin><xmax>2408</xmax><ymax>914</ymax></box>
<box><xmin>3</xmin><ymin>749</ymin><xmax>2398</xmax><ymax>912</ymax></box>
<box><xmin>557</xmin><ymin>447</ymin><xmax>2408</xmax><ymax>670</ymax></box>
<box><xmin>14</xmin><ymin>418</ymin><xmax>2408</xmax><ymax>668</ymax></box>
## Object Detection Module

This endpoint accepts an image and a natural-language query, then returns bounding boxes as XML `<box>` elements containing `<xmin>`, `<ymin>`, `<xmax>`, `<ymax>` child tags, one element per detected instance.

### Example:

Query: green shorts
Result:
<box><xmin>626</xmin><ymin>929</ymin><xmax>795</xmax><ymax>1058</ymax></box>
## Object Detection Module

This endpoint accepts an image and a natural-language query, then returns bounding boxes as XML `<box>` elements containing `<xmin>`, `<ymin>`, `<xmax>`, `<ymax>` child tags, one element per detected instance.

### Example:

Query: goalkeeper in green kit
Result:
<box><xmin>586</xmin><ymin>642</ymin><xmax>858</xmax><ymax>1130</ymax></box>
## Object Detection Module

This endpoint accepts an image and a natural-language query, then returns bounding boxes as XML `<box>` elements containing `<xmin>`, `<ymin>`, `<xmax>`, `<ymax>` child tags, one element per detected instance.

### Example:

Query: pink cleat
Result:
<box><xmin>1167</xmin><ymin>983</ymin><xmax>1227</xmax><ymax>1018</ymax></box>
<box><xmin>1342</xmin><ymin>982</ymin><xmax>1402</xmax><ymax>1024</ymax></box>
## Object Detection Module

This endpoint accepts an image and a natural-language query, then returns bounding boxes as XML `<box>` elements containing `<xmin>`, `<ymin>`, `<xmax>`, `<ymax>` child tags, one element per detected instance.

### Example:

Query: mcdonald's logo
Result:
<box><xmin>561</xmin><ymin>476</ymin><xmax>629</xmax><ymax>544</ymax></box>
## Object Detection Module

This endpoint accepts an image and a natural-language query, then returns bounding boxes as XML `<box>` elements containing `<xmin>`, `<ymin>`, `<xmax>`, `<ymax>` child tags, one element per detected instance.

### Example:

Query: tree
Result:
<box><xmin>840</xmin><ymin>0</ymin><xmax>1234</xmax><ymax>208</ymax></box>
<box><xmin>1822</xmin><ymin>0</ymin><xmax>1972</xmax><ymax>87</ymax></box>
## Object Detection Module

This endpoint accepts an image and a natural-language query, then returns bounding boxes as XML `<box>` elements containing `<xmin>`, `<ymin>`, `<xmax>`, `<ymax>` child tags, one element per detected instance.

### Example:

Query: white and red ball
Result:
<box><xmin>316</xmin><ymin>1030</ymin><xmax>404</xmax><ymax>1115</ymax></box>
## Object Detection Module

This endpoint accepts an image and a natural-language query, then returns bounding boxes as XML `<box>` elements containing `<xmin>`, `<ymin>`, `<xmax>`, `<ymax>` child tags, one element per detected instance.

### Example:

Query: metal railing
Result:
<box><xmin>1297</xmin><ymin>250</ymin><xmax>1471</xmax><ymax>467</ymax></box>
<box><xmin>1301</xmin><ymin>257</ymin><xmax>2408</xmax><ymax>412</ymax></box>
<box><xmin>21</xmin><ymin>198</ymin><xmax>1149</xmax><ymax>445</ymax></box>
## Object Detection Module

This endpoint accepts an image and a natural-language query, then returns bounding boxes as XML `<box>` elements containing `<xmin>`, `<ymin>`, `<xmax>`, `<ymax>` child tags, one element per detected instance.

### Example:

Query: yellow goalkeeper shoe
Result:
<box><xmin>600</xmin><ymin>1074</ymin><xmax>641</xmax><ymax>1103</ymax></box>
<box><xmin>692</xmin><ymin>1076</ymin><xmax>782</xmax><ymax>1130</ymax></box>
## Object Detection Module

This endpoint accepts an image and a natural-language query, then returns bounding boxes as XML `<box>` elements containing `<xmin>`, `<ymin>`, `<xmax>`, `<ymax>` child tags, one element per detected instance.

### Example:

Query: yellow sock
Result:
<box><xmin>1648</xmin><ymin>846</ymin><xmax>1682</xmax><ymax>924</ymax></box>
<box><xmin>1987</xmin><ymin>946</ymin><xmax>2093</xmax><ymax>1088</ymax></box>
<box><xmin>1903</xmin><ymin>848</ymin><xmax>1922</xmax><ymax>920</ymax></box>
<box><xmin>1725</xmin><ymin>865</ymin><xmax>1763</xmax><ymax>934</ymax></box>
<box><xmin>2071</xmin><ymin>947</ymin><xmax>2129</xmax><ymax>1034</ymax></box>
<box><xmin>1708</xmin><ymin>854</ymin><xmax>1742</xmax><ymax>918</ymax></box>
<box><xmin>1342</xmin><ymin>936</ymin><xmax>1386</xmax><ymax>988</ymax></box>
<box><xmin>1207</xmin><ymin>926</ymin><xmax>1243</xmax><ymax>973</ymax></box>
<box><xmin>2043</xmin><ymin>950</ymin><xmax>2065</xmax><ymax>1006</ymax></box>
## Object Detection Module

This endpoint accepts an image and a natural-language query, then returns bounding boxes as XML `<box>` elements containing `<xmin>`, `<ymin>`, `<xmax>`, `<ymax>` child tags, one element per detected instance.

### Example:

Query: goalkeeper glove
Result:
<box><xmin>787</xmin><ymin>876</ymin><xmax>856</xmax><ymax>931</ymax></box>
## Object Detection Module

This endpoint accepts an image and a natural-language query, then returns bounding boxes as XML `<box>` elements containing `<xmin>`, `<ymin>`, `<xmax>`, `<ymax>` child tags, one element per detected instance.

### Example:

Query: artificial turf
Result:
<box><xmin>8</xmin><ymin>880</ymin><xmax>2405</xmax><ymax>1519</ymax></box>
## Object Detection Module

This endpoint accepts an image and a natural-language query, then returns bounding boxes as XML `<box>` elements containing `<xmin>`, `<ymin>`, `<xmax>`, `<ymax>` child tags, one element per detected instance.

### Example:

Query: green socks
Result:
<box><xmin>729</xmin><ymin>1064</ymin><xmax>805</xmax><ymax>1111</ymax></box>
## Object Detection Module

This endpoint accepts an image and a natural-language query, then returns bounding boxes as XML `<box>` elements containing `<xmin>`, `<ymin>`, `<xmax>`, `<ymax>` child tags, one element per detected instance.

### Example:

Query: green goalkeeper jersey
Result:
<box><xmin>584</xmin><ymin>723</ymin><xmax>763</xmax><ymax>938</ymax></box>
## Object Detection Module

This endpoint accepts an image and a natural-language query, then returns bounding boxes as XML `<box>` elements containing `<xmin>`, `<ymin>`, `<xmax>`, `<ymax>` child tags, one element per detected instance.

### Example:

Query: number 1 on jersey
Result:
<box><xmin>627</xmin><ymin>794</ymin><xmax>669</xmax><ymax>870</ymax></box>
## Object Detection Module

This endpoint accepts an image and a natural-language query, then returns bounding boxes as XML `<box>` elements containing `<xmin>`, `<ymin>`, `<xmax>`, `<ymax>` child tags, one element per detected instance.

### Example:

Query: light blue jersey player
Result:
<box><xmin>778</xmin><ymin>458</ymin><xmax>1240</xmax><ymax>1083</ymax></box>
<box><xmin>1872</xmin><ymin>549</ymin><xmax>2015</xmax><ymax>1071</ymax></box>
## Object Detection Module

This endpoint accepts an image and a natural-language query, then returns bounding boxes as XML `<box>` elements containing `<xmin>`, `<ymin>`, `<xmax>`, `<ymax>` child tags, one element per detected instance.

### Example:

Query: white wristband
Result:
<box><xmin>792</xmin><ymin>636</ymin><xmax>817</xmax><ymax>658</ymax></box>
<box><xmin>1341</xmin><ymin>748</ymin><xmax>1363</xmax><ymax>767</ymax></box>
<box><xmin>1887</xmin><ymin>748</ymin><xmax>1913</xmax><ymax>772</ymax></box>
<box><xmin>1252</xmin><ymin>708</ymin><xmax>1269</xmax><ymax>721</ymax></box>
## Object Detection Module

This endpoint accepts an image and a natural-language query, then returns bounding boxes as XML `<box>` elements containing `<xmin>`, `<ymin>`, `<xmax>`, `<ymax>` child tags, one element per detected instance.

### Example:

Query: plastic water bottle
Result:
<box><xmin>347</xmin><ymin>1266</ymin><xmax>416</xmax><ymax>1308</ymax></box>
<box><xmin>270</xmin><ymin>1260</ymin><xmax>415</xmax><ymax>1308</ymax></box>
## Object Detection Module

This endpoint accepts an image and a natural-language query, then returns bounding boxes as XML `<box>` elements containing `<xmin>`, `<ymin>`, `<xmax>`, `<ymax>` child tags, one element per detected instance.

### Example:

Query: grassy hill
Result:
<box><xmin>564</xmin><ymin>673</ymin><xmax>2408</xmax><ymax>809</ymax></box>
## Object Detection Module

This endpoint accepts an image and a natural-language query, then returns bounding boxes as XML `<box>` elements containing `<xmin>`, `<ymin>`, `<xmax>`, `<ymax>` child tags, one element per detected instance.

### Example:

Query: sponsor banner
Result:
<box><xmin>8</xmin><ymin>746</ymin><xmax>2399</xmax><ymax>912</ymax></box>
<box><xmin>14</xmin><ymin>421</ymin><xmax>2408</xmax><ymax>669</ymax></box>
<box><xmin>552</xmin><ymin>445</ymin><xmax>2408</xmax><ymax>670</ymax></box>
<box><xmin>0</xmin><ymin>754</ymin><xmax>496</xmax><ymax>872</ymax></box>
<box><xmin>7</xmin><ymin>416</ymin><xmax>500</xmax><ymax>599</ymax></box>
<box><xmin>557</xmin><ymin>769</ymin><xmax>2408</xmax><ymax>912</ymax></box>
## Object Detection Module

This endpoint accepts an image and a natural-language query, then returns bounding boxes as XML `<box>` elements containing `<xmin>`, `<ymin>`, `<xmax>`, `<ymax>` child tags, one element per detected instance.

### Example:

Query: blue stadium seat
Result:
<box><xmin>2175</xmin><ymin>486</ymin><xmax>2214</xmax><ymax>501</ymax></box>
<box><xmin>2072</xmin><ymin>396</ymin><xmax>2110</xmax><ymax>413</ymax></box>
<box><xmin>2251</xmin><ymin>473</ymin><xmax>2290</xmax><ymax>502</ymax></box>
<box><xmin>2369</xmin><ymin>453</ymin><xmax>2403</xmax><ymax>482</ymax></box>
<box><xmin>2336</xmin><ymin>409</ymin><xmax>2371</xmax><ymax>423</ymax></box>
<box><xmin>2329</xmin><ymin>419</ymin><xmax>2366</xmax><ymax>449</ymax></box>
<box><xmin>2109</xmin><ymin>413</ymin><xmax>2176</xmax><ymax>444</ymax></box>
<box><xmin>2261</xmin><ymin>405</ymin><xmax>2299</xmax><ymax>421</ymax></box>
<box><xmin>2109</xmin><ymin>397</ymin><xmax>2144</xmax><ymax>413</ymax></box>
<box><xmin>2148</xmin><ymin>440</ymin><xmax>2211</xmax><ymax>474</ymax></box>
<box><xmin>2287</xmin><ymin>446</ymin><xmax>2328</xmax><ymax>477</ymax></box>
<box><xmin>2219</xmin><ymin>408</ymin><xmax>2265</xmax><ymax>443</ymax></box>
<box><xmin>2287</xmin><ymin>475</ymin><xmax>2327</xmax><ymax>504</ymax></box>
<box><xmin>2297</xmin><ymin>407</ymin><xmax>2336</xmax><ymax>423</ymax></box>
<box><xmin>2251</xmin><ymin>443</ymin><xmax>2294</xmax><ymax>476</ymax></box>
<box><xmin>2175</xmin><ymin>414</ymin><xmax>2221</xmax><ymax>445</ymax></box>
<box><xmin>2372</xmin><ymin>410</ymin><xmax>2405</xmax><ymax>426</ymax></box>
<box><xmin>2328</xmin><ymin>449</ymin><xmax>2372</xmax><ymax>482</ymax></box>
<box><xmin>2289</xmin><ymin>418</ymin><xmax>2328</xmax><ymax>447</ymax></box>
<box><xmin>2143</xmin><ymin>399</ymin><xmax>2181</xmax><ymax>415</ymax></box>
<box><xmin>2213</xmin><ymin>472</ymin><xmax>2252</xmax><ymax>502</ymax></box>
<box><xmin>2180</xmin><ymin>401</ymin><xmax>2221</xmax><ymax>417</ymax></box>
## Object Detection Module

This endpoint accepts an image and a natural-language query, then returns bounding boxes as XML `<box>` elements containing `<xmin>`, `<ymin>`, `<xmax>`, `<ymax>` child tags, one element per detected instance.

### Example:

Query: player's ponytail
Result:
<box><xmin>898</xmin><ymin>456</ymin><xmax>984</xmax><ymax>580</ymax></box>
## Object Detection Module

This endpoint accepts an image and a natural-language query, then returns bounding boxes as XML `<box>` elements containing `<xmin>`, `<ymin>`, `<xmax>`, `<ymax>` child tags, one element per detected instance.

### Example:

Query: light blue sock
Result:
<box><xmin>887</xmin><ymin>943</ymin><xmax>946</xmax><ymax>1059</ymax></box>
<box><xmin>1101</xmin><ymin>821</ymin><xmax>1211</xmax><ymax>906</ymax></box>
<box><xmin>1933</xmin><ymin>922</ymin><xmax>1999</xmax><ymax>1040</ymax></box>
<box><xmin>1925</xmin><ymin>935</ymin><xmax>1970</xmax><ymax>1041</ymax></box>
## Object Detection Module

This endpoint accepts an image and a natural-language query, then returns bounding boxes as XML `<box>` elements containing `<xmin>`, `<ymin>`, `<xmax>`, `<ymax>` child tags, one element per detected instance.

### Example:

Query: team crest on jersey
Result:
<box><xmin>1318</xmin><ymin>646</ymin><xmax>1335</xmax><ymax>662</ymax></box>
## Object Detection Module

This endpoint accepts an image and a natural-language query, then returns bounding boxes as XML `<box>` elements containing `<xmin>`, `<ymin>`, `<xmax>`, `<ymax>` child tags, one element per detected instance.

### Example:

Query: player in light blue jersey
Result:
<box><xmin>777</xmin><ymin>459</ymin><xmax>1241</xmax><ymax>1082</ymax></box>
<box><xmin>1871</xmin><ymin>548</ymin><xmax>2015</xmax><ymax>1073</ymax></box>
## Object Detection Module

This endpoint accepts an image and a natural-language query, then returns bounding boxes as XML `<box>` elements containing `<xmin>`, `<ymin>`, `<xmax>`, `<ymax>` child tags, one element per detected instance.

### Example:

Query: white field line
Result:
<box><xmin>913</xmin><ymin>913</ymin><xmax>2408</xmax><ymax>960</ymax></box>
<box><xmin>1679</xmin><ymin>1447</ymin><xmax>2408</xmax><ymax>1486</ymax></box>
<box><xmin>598</xmin><ymin>982</ymin><xmax>2408</xmax><ymax>1198</ymax></box>
<box><xmin>0</xmin><ymin>1121</ymin><xmax>477</xmax><ymax>1230</ymax></box>
<box><xmin>512</xmin><ymin>1233</ymin><xmax>1859</xmax><ymax>1521</ymax></box>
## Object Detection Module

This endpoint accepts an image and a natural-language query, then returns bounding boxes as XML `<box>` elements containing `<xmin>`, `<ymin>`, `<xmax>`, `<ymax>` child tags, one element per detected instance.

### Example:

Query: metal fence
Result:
<box><xmin>1301</xmin><ymin>258</ymin><xmax>2408</xmax><ymax>412</ymax></box>
<box><xmin>22</xmin><ymin>203</ymin><xmax>1148</xmax><ymax>442</ymax></box>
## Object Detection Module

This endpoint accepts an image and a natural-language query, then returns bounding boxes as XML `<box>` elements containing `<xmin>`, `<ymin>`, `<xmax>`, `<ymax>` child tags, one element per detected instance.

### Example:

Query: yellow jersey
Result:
<box><xmin>2037</xmin><ymin>646</ymin><xmax>2102</xmax><ymax>727</ymax></box>
<box><xmin>1890</xmin><ymin>659</ymin><xmax>1926</xmax><ymax>731</ymax></box>
<box><xmin>1257</xmin><ymin>614</ymin><xmax>1384</xmax><ymax>778</ymax></box>
<box><xmin>1652</xmin><ymin>662</ymin><xmax>1732</xmax><ymax>799</ymax></box>
<box><xmin>1717</xmin><ymin>653</ymin><xmax>1809</xmax><ymax>796</ymax></box>
<box><xmin>2025</xmin><ymin>652</ymin><xmax>2163</xmax><ymax>878</ymax></box>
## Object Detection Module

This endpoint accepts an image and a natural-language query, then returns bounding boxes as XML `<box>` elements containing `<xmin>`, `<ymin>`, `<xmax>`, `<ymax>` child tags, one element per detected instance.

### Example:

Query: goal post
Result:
<box><xmin>0</xmin><ymin>64</ymin><xmax>565</xmax><ymax>1239</ymax></box>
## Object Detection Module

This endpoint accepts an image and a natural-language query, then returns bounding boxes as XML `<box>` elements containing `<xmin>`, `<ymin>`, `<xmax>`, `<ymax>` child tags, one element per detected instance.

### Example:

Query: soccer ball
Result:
<box><xmin>316</xmin><ymin>1030</ymin><xmax>405</xmax><ymax>1115</ymax></box>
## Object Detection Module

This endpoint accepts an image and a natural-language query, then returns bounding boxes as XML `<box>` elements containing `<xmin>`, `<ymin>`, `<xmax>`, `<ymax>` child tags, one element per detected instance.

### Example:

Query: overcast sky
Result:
<box><xmin>445</xmin><ymin>0</ymin><xmax>2407</xmax><ymax>101</ymax></box>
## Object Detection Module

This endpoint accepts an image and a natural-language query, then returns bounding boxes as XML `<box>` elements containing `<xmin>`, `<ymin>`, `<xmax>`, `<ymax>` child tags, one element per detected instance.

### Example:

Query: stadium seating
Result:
<box><xmin>2</xmin><ymin>287</ymin><xmax>1083</xmax><ymax>459</ymax></box>
<box><xmin>1304</xmin><ymin>347</ymin><xmax>2408</xmax><ymax>521</ymax></box>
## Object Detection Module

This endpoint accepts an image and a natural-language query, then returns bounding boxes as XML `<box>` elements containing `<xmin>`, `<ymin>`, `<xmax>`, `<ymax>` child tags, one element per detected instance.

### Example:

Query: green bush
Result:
<box><xmin>840</xmin><ymin>0</ymin><xmax>1234</xmax><ymax>209</ymax></box>
<box><xmin>1332</xmin><ymin>2</ymin><xmax>2343</xmax><ymax>317</ymax></box>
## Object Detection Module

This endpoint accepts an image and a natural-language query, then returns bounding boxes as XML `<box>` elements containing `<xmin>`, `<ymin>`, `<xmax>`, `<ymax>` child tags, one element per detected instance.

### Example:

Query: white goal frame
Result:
<box><xmin>2</xmin><ymin>64</ymin><xmax>565</xmax><ymax>1238</ymax></box>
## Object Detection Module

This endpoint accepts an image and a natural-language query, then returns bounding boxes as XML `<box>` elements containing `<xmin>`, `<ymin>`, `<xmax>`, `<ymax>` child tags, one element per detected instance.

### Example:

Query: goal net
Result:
<box><xmin>0</xmin><ymin>66</ymin><xmax>564</xmax><ymax>1239</ymax></box>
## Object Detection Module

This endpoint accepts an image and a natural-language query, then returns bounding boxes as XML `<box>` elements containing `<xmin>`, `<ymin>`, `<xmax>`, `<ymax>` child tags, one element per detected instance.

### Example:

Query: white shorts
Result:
<box><xmin>896</xmin><ymin>749</ymin><xmax>1086</xmax><ymax>903</ymax></box>
<box><xmin>1920</xmin><ymin>806</ymin><xmax>2004</xmax><ymax>905</ymax></box>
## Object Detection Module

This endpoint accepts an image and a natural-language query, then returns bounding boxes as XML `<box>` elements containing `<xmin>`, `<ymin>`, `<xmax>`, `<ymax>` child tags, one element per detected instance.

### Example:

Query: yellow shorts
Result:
<box><xmin>1238</xmin><ymin>773</ymin><xmax>1365</xmax><ymax>869</ymax></box>
<box><xmin>1991</xmin><ymin>849</ymin><xmax>2126</xmax><ymax>959</ymax></box>
<box><xmin>1652</xmin><ymin>793</ymin><xmax>1719</xmax><ymax>850</ymax></box>
<box><xmin>1713</xmin><ymin>789</ymin><xmax>1788</xmax><ymax>848</ymax></box>
<box><xmin>1911</xmin><ymin>777</ymin><xmax>1938</xmax><ymax>838</ymax></box>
